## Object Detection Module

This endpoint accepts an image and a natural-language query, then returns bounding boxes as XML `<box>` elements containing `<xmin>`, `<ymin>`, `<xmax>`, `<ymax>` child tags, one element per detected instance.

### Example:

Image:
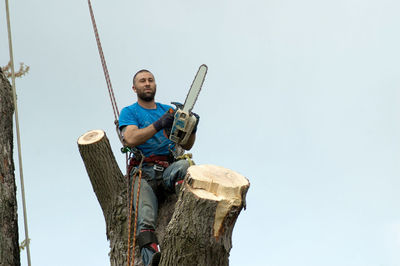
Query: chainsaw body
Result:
<box><xmin>169</xmin><ymin>108</ymin><xmax>197</xmax><ymax>145</ymax></box>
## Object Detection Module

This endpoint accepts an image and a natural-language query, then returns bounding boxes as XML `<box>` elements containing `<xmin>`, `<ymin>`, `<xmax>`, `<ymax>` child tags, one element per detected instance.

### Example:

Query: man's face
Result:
<box><xmin>133</xmin><ymin>71</ymin><xmax>156</xmax><ymax>102</ymax></box>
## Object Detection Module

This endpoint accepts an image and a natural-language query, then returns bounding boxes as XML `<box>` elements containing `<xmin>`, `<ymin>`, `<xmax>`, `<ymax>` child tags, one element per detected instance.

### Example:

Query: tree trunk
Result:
<box><xmin>78</xmin><ymin>129</ymin><xmax>249</xmax><ymax>266</ymax></box>
<box><xmin>160</xmin><ymin>165</ymin><xmax>249</xmax><ymax>265</ymax></box>
<box><xmin>77</xmin><ymin>130</ymin><xmax>128</xmax><ymax>265</ymax></box>
<box><xmin>0</xmin><ymin>68</ymin><xmax>20</xmax><ymax>266</ymax></box>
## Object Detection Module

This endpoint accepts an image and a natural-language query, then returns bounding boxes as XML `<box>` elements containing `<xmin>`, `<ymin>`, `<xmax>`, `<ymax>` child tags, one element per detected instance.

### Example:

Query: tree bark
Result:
<box><xmin>0</xmin><ymin>68</ymin><xmax>20</xmax><ymax>266</ymax></box>
<box><xmin>160</xmin><ymin>165</ymin><xmax>249</xmax><ymax>265</ymax></box>
<box><xmin>78</xmin><ymin>129</ymin><xmax>249</xmax><ymax>266</ymax></box>
<box><xmin>78</xmin><ymin>130</ymin><xmax>128</xmax><ymax>266</ymax></box>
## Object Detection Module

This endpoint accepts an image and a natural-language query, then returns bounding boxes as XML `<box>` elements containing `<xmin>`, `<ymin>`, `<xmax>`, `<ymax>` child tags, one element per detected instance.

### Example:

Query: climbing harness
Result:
<box><xmin>5</xmin><ymin>1</ymin><xmax>32</xmax><ymax>265</ymax></box>
<box><xmin>128</xmin><ymin>154</ymin><xmax>173</xmax><ymax>171</ymax></box>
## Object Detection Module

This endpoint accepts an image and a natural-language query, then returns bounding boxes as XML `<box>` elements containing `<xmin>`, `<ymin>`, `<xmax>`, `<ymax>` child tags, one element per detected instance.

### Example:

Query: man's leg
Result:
<box><xmin>162</xmin><ymin>159</ymin><xmax>190</xmax><ymax>192</ymax></box>
<box><xmin>131</xmin><ymin>167</ymin><xmax>159</xmax><ymax>265</ymax></box>
<box><xmin>132</xmin><ymin>167</ymin><xmax>158</xmax><ymax>232</ymax></box>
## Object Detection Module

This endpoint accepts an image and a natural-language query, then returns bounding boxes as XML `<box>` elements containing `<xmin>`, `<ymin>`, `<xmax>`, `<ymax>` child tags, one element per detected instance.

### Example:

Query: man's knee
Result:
<box><xmin>175</xmin><ymin>159</ymin><xmax>190</xmax><ymax>172</ymax></box>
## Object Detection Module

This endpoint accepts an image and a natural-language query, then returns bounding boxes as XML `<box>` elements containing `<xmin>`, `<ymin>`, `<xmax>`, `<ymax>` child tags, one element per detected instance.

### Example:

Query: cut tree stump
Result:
<box><xmin>77</xmin><ymin>129</ymin><xmax>250</xmax><ymax>266</ymax></box>
<box><xmin>161</xmin><ymin>165</ymin><xmax>249</xmax><ymax>266</ymax></box>
<box><xmin>78</xmin><ymin>129</ymin><xmax>128</xmax><ymax>265</ymax></box>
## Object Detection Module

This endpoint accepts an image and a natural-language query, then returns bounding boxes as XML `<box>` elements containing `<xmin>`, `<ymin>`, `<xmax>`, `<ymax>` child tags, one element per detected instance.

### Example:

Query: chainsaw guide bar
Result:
<box><xmin>169</xmin><ymin>64</ymin><xmax>208</xmax><ymax>145</ymax></box>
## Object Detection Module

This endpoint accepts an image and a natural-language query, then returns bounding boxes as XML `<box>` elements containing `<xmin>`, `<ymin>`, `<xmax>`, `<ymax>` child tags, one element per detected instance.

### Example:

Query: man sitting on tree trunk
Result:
<box><xmin>118</xmin><ymin>69</ymin><xmax>198</xmax><ymax>266</ymax></box>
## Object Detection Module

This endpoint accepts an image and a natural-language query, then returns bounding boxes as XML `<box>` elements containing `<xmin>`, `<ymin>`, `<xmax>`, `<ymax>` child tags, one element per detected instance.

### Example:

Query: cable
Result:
<box><xmin>5</xmin><ymin>0</ymin><xmax>32</xmax><ymax>265</ymax></box>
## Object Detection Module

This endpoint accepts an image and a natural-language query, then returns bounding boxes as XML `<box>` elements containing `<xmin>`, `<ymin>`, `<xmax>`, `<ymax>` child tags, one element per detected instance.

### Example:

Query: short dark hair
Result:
<box><xmin>132</xmin><ymin>69</ymin><xmax>151</xmax><ymax>85</ymax></box>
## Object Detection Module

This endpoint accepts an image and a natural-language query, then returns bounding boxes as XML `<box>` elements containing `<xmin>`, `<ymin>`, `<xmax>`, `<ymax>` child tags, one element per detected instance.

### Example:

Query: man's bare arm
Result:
<box><xmin>122</xmin><ymin>124</ymin><xmax>157</xmax><ymax>147</ymax></box>
<box><xmin>122</xmin><ymin>111</ymin><xmax>175</xmax><ymax>147</ymax></box>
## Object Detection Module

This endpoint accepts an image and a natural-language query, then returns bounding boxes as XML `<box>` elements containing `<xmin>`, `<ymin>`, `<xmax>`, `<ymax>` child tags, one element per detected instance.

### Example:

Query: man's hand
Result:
<box><xmin>153</xmin><ymin>111</ymin><xmax>174</xmax><ymax>132</ymax></box>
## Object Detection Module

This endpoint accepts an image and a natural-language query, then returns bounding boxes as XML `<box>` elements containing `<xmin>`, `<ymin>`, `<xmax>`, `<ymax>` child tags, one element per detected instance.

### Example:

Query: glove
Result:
<box><xmin>153</xmin><ymin>111</ymin><xmax>174</xmax><ymax>132</ymax></box>
<box><xmin>191</xmin><ymin>112</ymin><xmax>200</xmax><ymax>133</ymax></box>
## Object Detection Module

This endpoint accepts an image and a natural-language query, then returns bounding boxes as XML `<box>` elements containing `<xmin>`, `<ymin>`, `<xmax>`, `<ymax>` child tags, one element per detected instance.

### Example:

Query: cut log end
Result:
<box><xmin>78</xmin><ymin>129</ymin><xmax>105</xmax><ymax>145</ymax></box>
<box><xmin>186</xmin><ymin>164</ymin><xmax>250</xmax><ymax>238</ymax></box>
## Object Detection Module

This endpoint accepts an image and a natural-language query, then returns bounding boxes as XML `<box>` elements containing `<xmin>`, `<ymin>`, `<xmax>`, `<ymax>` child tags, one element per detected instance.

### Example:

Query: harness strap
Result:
<box><xmin>128</xmin><ymin>154</ymin><xmax>172</xmax><ymax>172</ymax></box>
<box><xmin>128</xmin><ymin>152</ymin><xmax>194</xmax><ymax>173</ymax></box>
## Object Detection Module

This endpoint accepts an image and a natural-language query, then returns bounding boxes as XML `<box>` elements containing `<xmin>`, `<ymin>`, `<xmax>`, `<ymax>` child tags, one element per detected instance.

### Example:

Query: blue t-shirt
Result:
<box><xmin>119</xmin><ymin>102</ymin><xmax>175</xmax><ymax>157</ymax></box>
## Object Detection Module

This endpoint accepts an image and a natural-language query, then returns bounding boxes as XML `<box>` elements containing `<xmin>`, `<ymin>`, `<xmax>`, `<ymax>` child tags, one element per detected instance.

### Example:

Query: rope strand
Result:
<box><xmin>131</xmin><ymin>169</ymin><xmax>142</xmax><ymax>266</ymax></box>
<box><xmin>127</xmin><ymin>171</ymin><xmax>137</xmax><ymax>266</ymax></box>
<box><xmin>87</xmin><ymin>0</ymin><xmax>120</xmax><ymax>120</ymax></box>
<box><xmin>127</xmin><ymin>169</ymin><xmax>143</xmax><ymax>266</ymax></box>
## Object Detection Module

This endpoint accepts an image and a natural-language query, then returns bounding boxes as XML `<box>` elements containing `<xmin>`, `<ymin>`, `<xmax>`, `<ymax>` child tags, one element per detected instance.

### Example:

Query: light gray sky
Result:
<box><xmin>1</xmin><ymin>0</ymin><xmax>400</xmax><ymax>265</ymax></box>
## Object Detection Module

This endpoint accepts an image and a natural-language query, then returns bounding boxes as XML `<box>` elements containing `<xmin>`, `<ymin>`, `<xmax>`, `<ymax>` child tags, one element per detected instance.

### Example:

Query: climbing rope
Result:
<box><xmin>5</xmin><ymin>0</ymin><xmax>32</xmax><ymax>265</ymax></box>
<box><xmin>87</xmin><ymin>2</ymin><xmax>140</xmax><ymax>264</ymax></box>
<box><xmin>87</xmin><ymin>0</ymin><xmax>128</xmax><ymax>164</ymax></box>
<box><xmin>126</xmin><ymin>172</ymin><xmax>135</xmax><ymax>266</ymax></box>
<box><xmin>126</xmin><ymin>159</ymin><xmax>144</xmax><ymax>266</ymax></box>
<box><xmin>87</xmin><ymin>0</ymin><xmax>120</xmax><ymax>123</ymax></box>
<box><xmin>131</xmin><ymin>169</ymin><xmax>142</xmax><ymax>266</ymax></box>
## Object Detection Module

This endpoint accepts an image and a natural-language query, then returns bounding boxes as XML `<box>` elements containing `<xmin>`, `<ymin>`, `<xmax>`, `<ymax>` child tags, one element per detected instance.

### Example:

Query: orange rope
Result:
<box><xmin>127</xmin><ymin>169</ymin><xmax>143</xmax><ymax>266</ymax></box>
<box><xmin>126</xmin><ymin>171</ymin><xmax>136</xmax><ymax>266</ymax></box>
<box><xmin>131</xmin><ymin>169</ymin><xmax>142</xmax><ymax>266</ymax></box>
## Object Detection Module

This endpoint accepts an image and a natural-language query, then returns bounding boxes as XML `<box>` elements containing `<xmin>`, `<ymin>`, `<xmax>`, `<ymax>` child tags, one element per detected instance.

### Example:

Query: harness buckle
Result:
<box><xmin>153</xmin><ymin>164</ymin><xmax>164</xmax><ymax>172</ymax></box>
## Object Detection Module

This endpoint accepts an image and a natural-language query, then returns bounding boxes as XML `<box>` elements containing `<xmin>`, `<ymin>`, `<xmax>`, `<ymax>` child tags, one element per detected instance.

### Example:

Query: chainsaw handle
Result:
<box><xmin>164</xmin><ymin>106</ymin><xmax>177</xmax><ymax>139</ymax></box>
<box><xmin>171</xmin><ymin>102</ymin><xmax>184</xmax><ymax>110</ymax></box>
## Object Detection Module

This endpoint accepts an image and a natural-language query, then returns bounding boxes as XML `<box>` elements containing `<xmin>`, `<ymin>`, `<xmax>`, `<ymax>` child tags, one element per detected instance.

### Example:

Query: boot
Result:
<box><xmin>149</xmin><ymin>250</ymin><xmax>161</xmax><ymax>266</ymax></box>
<box><xmin>175</xmin><ymin>179</ymin><xmax>184</xmax><ymax>194</ymax></box>
<box><xmin>138</xmin><ymin>230</ymin><xmax>160</xmax><ymax>266</ymax></box>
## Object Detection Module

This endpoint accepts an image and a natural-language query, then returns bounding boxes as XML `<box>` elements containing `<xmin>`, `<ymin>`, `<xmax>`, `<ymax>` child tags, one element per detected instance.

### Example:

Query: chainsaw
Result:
<box><xmin>168</xmin><ymin>64</ymin><xmax>208</xmax><ymax>145</ymax></box>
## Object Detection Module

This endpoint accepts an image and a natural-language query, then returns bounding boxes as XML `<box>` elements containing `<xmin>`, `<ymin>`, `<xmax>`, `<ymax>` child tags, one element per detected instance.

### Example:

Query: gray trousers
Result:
<box><xmin>130</xmin><ymin>159</ymin><xmax>190</xmax><ymax>233</ymax></box>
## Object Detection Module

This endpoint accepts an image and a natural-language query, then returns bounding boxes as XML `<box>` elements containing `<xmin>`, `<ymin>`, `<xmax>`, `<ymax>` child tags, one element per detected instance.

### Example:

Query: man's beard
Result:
<box><xmin>137</xmin><ymin>90</ymin><xmax>156</xmax><ymax>102</ymax></box>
